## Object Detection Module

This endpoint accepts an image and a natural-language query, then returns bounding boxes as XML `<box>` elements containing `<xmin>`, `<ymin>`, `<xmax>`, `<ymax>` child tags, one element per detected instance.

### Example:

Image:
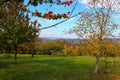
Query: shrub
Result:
<box><xmin>40</xmin><ymin>41</ymin><xmax>64</xmax><ymax>55</ymax></box>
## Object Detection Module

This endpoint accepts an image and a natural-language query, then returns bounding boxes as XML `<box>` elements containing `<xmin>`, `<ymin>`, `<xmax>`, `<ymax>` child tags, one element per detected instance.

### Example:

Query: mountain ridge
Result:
<box><xmin>40</xmin><ymin>37</ymin><xmax>120</xmax><ymax>43</ymax></box>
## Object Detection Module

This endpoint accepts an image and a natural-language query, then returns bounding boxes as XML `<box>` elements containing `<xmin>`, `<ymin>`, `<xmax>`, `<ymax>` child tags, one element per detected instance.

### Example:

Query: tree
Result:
<box><xmin>0</xmin><ymin>1</ymin><xmax>39</xmax><ymax>63</ymax></box>
<box><xmin>68</xmin><ymin>0</ymin><xmax>120</xmax><ymax>73</ymax></box>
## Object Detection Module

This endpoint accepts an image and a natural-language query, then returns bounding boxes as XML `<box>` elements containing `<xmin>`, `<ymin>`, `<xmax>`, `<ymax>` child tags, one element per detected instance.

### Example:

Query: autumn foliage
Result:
<box><xmin>0</xmin><ymin>0</ymin><xmax>73</xmax><ymax>20</ymax></box>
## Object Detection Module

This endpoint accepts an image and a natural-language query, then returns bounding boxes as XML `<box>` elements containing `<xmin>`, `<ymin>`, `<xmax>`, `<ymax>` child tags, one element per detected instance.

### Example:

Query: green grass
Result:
<box><xmin>0</xmin><ymin>54</ymin><xmax>120</xmax><ymax>80</ymax></box>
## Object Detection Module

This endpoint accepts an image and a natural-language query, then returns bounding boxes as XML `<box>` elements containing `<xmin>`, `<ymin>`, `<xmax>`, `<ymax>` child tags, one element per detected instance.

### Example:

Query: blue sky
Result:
<box><xmin>24</xmin><ymin>0</ymin><xmax>86</xmax><ymax>38</ymax></box>
<box><xmin>24</xmin><ymin>0</ymin><xmax>120</xmax><ymax>38</ymax></box>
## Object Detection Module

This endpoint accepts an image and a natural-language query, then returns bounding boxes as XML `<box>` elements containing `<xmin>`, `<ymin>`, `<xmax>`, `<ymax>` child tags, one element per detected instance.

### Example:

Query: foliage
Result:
<box><xmin>39</xmin><ymin>40</ymin><xmax>64</xmax><ymax>55</ymax></box>
<box><xmin>62</xmin><ymin>44</ymin><xmax>73</xmax><ymax>55</ymax></box>
<box><xmin>18</xmin><ymin>43</ymin><xmax>32</xmax><ymax>54</ymax></box>
<box><xmin>0</xmin><ymin>0</ymin><xmax>73</xmax><ymax>20</ymax></box>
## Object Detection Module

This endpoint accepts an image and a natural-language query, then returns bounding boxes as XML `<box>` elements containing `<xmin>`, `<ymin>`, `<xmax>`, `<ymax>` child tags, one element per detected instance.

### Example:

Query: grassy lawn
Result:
<box><xmin>0</xmin><ymin>54</ymin><xmax>120</xmax><ymax>80</ymax></box>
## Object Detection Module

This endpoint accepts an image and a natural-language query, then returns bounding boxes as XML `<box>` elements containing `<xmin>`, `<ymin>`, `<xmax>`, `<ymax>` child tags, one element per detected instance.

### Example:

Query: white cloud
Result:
<box><xmin>68</xmin><ymin>17</ymin><xmax>76</xmax><ymax>22</ymax></box>
<box><xmin>39</xmin><ymin>30</ymin><xmax>77</xmax><ymax>38</ymax></box>
<box><xmin>79</xmin><ymin>0</ymin><xmax>120</xmax><ymax>11</ymax></box>
<box><xmin>79</xmin><ymin>0</ymin><xmax>89</xmax><ymax>6</ymax></box>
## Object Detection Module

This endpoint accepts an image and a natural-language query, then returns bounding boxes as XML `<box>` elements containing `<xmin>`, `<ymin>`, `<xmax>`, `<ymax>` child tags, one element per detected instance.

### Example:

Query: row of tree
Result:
<box><xmin>0</xmin><ymin>0</ymin><xmax>74</xmax><ymax>63</ymax></box>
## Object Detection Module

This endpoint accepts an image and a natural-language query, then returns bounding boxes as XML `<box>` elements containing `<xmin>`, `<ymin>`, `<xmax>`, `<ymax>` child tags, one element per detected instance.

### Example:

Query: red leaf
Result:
<box><xmin>63</xmin><ymin>14</ymin><xmax>68</xmax><ymax>18</ymax></box>
<box><xmin>45</xmin><ymin>11</ymin><xmax>53</xmax><ymax>19</ymax></box>
<box><xmin>35</xmin><ymin>11</ymin><xmax>40</xmax><ymax>16</ymax></box>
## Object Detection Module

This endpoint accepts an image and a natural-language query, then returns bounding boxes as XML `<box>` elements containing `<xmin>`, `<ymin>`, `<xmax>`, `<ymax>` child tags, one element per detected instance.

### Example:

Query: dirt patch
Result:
<box><xmin>109</xmin><ymin>74</ymin><xmax>120</xmax><ymax>80</ymax></box>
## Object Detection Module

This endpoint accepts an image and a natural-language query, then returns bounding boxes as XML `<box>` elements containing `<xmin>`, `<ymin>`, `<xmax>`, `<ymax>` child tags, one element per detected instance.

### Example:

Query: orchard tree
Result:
<box><xmin>68</xmin><ymin>0</ymin><xmax>120</xmax><ymax>73</ymax></box>
<box><xmin>0</xmin><ymin>1</ymin><xmax>39</xmax><ymax>63</ymax></box>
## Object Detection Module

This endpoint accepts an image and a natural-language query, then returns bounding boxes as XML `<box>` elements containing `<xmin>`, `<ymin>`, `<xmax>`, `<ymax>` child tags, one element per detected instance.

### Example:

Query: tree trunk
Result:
<box><xmin>6</xmin><ymin>46</ymin><xmax>11</xmax><ymax>58</ymax></box>
<box><xmin>6</xmin><ymin>52</ymin><xmax>10</xmax><ymax>58</ymax></box>
<box><xmin>14</xmin><ymin>45</ymin><xmax>18</xmax><ymax>64</ymax></box>
<box><xmin>94</xmin><ymin>55</ymin><xmax>100</xmax><ymax>73</ymax></box>
<box><xmin>32</xmin><ymin>44</ymin><xmax>34</xmax><ymax>57</ymax></box>
<box><xmin>14</xmin><ymin>53</ymin><xmax>17</xmax><ymax>64</ymax></box>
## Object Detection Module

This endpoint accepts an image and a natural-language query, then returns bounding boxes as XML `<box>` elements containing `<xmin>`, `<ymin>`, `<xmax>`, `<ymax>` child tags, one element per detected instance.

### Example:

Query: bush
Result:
<box><xmin>40</xmin><ymin>41</ymin><xmax>64</xmax><ymax>55</ymax></box>
<box><xmin>18</xmin><ymin>43</ymin><xmax>32</xmax><ymax>54</ymax></box>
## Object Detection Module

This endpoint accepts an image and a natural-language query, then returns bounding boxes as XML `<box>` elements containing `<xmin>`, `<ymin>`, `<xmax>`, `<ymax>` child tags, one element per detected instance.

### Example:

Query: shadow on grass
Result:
<box><xmin>0</xmin><ymin>55</ymin><xmax>119</xmax><ymax>80</ymax></box>
<box><xmin>0</xmin><ymin>61</ymin><xmax>10</xmax><ymax>69</ymax></box>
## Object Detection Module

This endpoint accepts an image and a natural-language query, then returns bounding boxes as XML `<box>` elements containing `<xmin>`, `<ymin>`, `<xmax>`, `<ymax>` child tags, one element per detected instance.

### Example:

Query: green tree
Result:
<box><xmin>0</xmin><ymin>1</ymin><xmax>39</xmax><ymax>63</ymax></box>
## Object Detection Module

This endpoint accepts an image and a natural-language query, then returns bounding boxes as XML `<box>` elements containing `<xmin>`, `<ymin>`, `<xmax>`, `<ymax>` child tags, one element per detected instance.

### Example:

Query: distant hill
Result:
<box><xmin>41</xmin><ymin>37</ymin><xmax>60</xmax><ymax>41</ymax></box>
<box><xmin>40</xmin><ymin>37</ymin><xmax>120</xmax><ymax>43</ymax></box>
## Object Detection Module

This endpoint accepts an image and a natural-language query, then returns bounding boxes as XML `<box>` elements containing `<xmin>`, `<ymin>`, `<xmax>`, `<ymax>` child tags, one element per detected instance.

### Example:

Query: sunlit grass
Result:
<box><xmin>0</xmin><ymin>54</ymin><xmax>120</xmax><ymax>80</ymax></box>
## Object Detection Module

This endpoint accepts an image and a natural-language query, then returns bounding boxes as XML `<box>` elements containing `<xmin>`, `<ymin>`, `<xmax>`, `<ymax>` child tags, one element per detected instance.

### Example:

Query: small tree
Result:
<box><xmin>68</xmin><ymin>0</ymin><xmax>120</xmax><ymax>73</ymax></box>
